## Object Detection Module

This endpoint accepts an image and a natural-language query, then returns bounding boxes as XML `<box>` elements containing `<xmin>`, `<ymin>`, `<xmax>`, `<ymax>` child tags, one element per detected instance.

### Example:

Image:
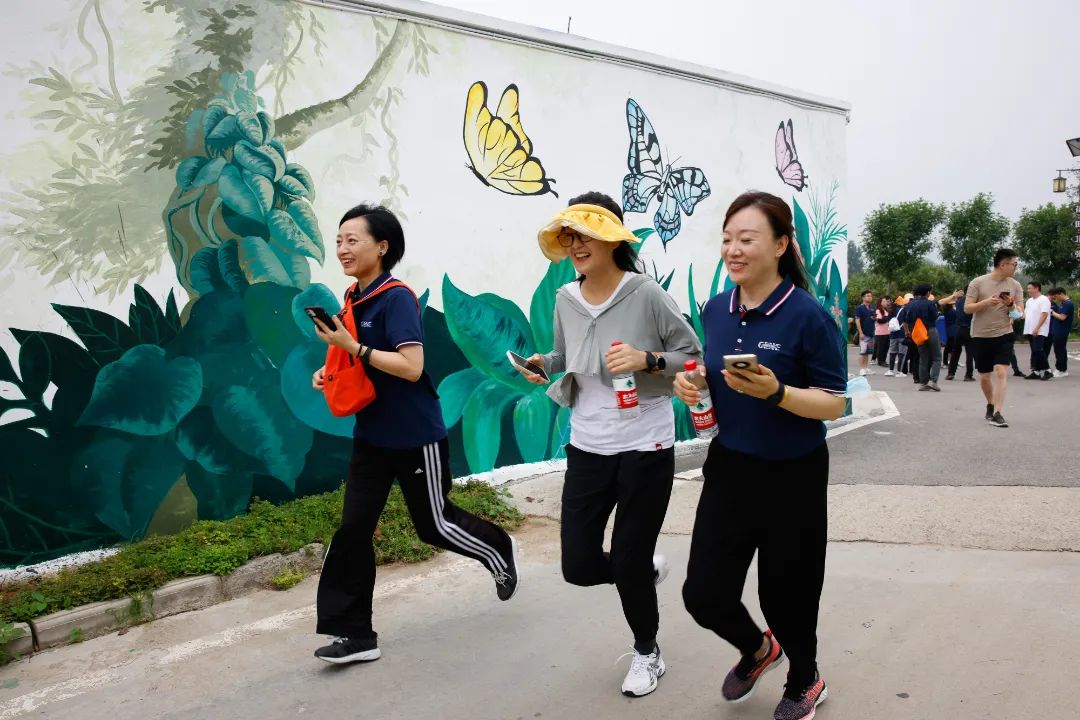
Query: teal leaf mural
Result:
<box><xmin>73</xmin><ymin>431</ymin><xmax>189</xmax><ymax>539</ymax></box>
<box><xmin>268</xmin><ymin>207</ymin><xmax>323</xmax><ymax>263</ymax></box>
<box><xmin>128</xmin><ymin>284</ymin><xmax>176</xmax><ymax>347</ymax></box>
<box><xmin>437</xmin><ymin>368</ymin><xmax>487</xmax><ymax>427</ymax></box>
<box><xmin>78</xmin><ymin>345</ymin><xmax>202</xmax><ymax>436</ymax></box>
<box><xmin>238</xmin><ymin>236</ymin><xmax>292</xmax><ymax>286</ymax></box>
<box><xmin>218</xmin><ymin>164</ymin><xmax>271</xmax><ymax>222</ymax></box>
<box><xmin>211</xmin><ymin>373</ymin><xmax>313</xmax><ymax>489</ymax></box>
<box><xmin>216</xmin><ymin>239</ymin><xmax>249</xmax><ymax>293</ymax></box>
<box><xmin>15</xmin><ymin>332</ymin><xmax>50</xmax><ymax>403</ymax></box>
<box><xmin>291</xmin><ymin>283</ymin><xmax>341</xmax><ymax>341</ymax></box>
<box><xmin>51</xmin><ymin>303</ymin><xmax>138</xmax><ymax>367</ymax></box>
<box><xmin>512</xmin><ymin>387</ymin><xmax>554</xmax><ymax>463</ymax></box>
<box><xmin>280</xmin><ymin>342</ymin><xmax>353</xmax><ymax>438</ymax></box>
<box><xmin>186</xmin><ymin>465</ymin><xmax>254</xmax><ymax>521</ymax></box>
<box><xmin>9</xmin><ymin>329</ymin><xmax>98</xmax><ymax>426</ymax></box>
<box><xmin>243</xmin><ymin>283</ymin><xmax>305</xmax><ymax>366</ymax></box>
<box><xmin>461</xmin><ymin>379</ymin><xmax>520</xmax><ymax>473</ymax></box>
<box><xmin>175</xmin><ymin>406</ymin><xmax>260</xmax><ymax>476</ymax></box>
<box><xmin>529</xmin><ymin>260</ymin><xmax>575</xmax><ymax>354</ymax></box>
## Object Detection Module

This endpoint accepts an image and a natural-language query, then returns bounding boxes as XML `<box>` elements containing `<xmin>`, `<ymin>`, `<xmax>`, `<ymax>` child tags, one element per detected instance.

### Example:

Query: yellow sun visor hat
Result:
<box><xmin>537</xmin><ymin>204</ymin><xmax>637</xmax><ymax>263</ymax></box>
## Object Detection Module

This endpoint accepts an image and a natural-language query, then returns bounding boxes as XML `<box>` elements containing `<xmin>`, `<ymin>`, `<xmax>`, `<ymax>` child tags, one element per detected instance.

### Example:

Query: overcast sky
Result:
<box><xmin>431</xmin><ymin>0</ymin><xmax>1080</xmax><ymax>245</ymax></box>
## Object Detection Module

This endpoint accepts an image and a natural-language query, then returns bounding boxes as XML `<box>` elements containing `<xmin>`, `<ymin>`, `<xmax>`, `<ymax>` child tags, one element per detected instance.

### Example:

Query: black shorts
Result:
<box><xmin>971</xmin><ymin>334</ymin><xmax>1014</xmax><ymax>373</ymax></box>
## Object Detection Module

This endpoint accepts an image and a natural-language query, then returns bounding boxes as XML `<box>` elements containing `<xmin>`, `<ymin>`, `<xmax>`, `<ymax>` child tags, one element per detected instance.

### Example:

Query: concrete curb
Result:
<box><xmin>1</xmin><ymin>543</ymin><xmax>325</xmax><ymax>657</ymax></box>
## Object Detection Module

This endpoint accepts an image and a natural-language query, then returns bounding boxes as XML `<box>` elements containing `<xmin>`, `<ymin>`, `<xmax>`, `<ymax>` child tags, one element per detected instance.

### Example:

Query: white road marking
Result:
<box><xmin>826</xmin><ymin>391</ymin><xmax>900</xmax><ymax>439</ymax></box>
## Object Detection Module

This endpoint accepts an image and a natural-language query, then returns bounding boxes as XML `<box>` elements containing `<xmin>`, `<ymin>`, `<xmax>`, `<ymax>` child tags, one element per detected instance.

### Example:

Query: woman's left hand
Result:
<box><xmin>722</xmin><ymin>363</ymin><xmax>780</xmax><ymax>400</ymax></box>
<box><xmin>314</xmin><ymin>315</ymin><xmax>356</xmax><ymax>351</ymax></box>
<box><xmin>605</xmin><ymin>342</ymin><xmax>648</xmax><ymax>374</ymax></box>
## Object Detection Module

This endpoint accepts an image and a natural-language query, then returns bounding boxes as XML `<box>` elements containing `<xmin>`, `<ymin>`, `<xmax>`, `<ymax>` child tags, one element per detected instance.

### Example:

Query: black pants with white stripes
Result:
<box><xmin>316</xmin><ymin>437</ymin><xmax>513</xmax><ymax>641</ymax></box>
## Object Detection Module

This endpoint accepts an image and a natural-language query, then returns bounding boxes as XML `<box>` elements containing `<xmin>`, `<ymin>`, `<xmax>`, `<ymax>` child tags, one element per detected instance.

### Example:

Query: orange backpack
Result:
<box><xmin>911</xmin><ymin>317</ymin><xmax>929</xmax><ymax>346</ymax></box>
<box><xmin>323</xmin><ymin>280</ymin><xmax>417</xmax><ymax>417</ymax></box>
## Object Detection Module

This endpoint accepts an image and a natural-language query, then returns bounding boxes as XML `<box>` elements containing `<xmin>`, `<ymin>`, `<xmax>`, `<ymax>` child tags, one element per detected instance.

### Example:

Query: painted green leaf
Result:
<box><xmin>442</xmin><ymin>275</ymin><xmax>535</xmax><ymax>392</ymax></box>
<box><xmin>285</xmin><ymin>201</ymin><xmax>325</xmax><ymax>261</ymax></box>
<box><xmin>205</xmin><ymin>113</ymin><xmax>240</xmax><ymax>154</ymax></box>
<box><xmin>513</xmin><ymin>387</ymin><xmax>555</xmax><ymax>463</ymax></box>
<box><xmin>175</xmin><ymin>405</ymin><xmax>260</xmax><ymax>475</ymax></box>
<box><xmin>165</xmin><ymin>291</ymin><xmax>181</xmax><ymax>337</ymax></box>
<box><xmin>234</xmin><ymin>111</ymin><xmax>263</xmax><ymax>145</ymax></box>
<box><xmin>169</xmin><ymin>290</ymin><xmax>250</xmax><ymax>360</ymax></box>
<box><xmin>284</xmin><ymin>163</ymin><xmax>315</xmax><ymax>199</ymax></box>
<box><xmin>270</xmin><ymin>242</ymin><xmax>311</xmax><ymax>288</ymax></box>
<box><xmin>216</xmin><ymin>239</ymin><xmax>249</xmax><ymax>293</ymax></box>
<box><xmin>221</xmin><ymin>206</ymin><xmax>268</xmax><ymax>239</ymax></box>
<box><xmin>437</xmin><ymin>368</ymin><xmax>486</xmax><ymax>427</ymax></box>
<box><xmin>268</xmin><ymin>207</ymin><xmax>323</xmax><ymax>263</ymax></box>
<box><xmin>211</xmin><ymin>373</ymin><xmax>313</xmax><ymax>489</ymax></box>
<box><xmin>529</xmin><ymin>259</ymin><xmax>575</xmax><ymax>354</ymax></box>
<box><xmin>10</xmin><ymin>329</ymin><xmax>98</xmax><ymax>424</ymax></box>
<box><xmin>710</xmin><ymin>260</ymin><xmax>724</xmax><ymax>298</ymax></box>
<box><xmin>461</xmin><ymin>379</ymin><xmax>520</xmax><ymax>473</ymax></box>
<box><xmin>184</xmin><ymin>109</ymin><xmax>205</xmax><ymax>152</ymax></box>
<box><xmin>232</xmin><ymin>141</ymin><xmax>283</xmax><ymax>180</ymax></box>
<box><xmin>192</xmin><ymin>156</ymin><xmax>227</xmax><ymax>187</ymax></box>
<box><xmin>242</xmin><ymin>282</ymin><xmax>304</xmax><ymax>366</ymax></box>
<box><xmin>190</xmin><ymin>247</ymin><xmax>225</xmax><ymax>294</ymax></box>
<box><xmin>688</xmin><ymin>264</ymin><xmax>705</xmax><ymax>343</ymax></box>
<box><xmin>186</xmin><ymin>464</ymin><xmax>253</xmax><ymax>521</ymax></box>
<box><xmin>202</xmin><ymin>105</ymin><xmax>229</xmax><ymax>144</ymax></box>
<box><xmin>291</xmin><ymin>283</ymin><xmax>341</xmax><ymax>341</ymax></box>
<box><xmin>0</xmin><ymin>344</ymin><xmax>17</xmax><ymax>384</ymax></box>
<box><xmin>128</xmin><ymin>284</ymin><xmax>172</xmax><ymax>346</ymax></box>
<box><xmin>279</xmin><ymin>342</ymin><xmax>353</xmax><ymax>437</ymax></box>
<box><xmin>51</xmin><ymin>302</ymin><xmax>138</xmax><ymax>366</ymax></box>
<box><xmin>15</xmin><ymin>332</ymin><xmax>50</xmax><ymax>402</ymax></box>
<box><xmin>549</xmin><ymin>405</ymin><xmax>571</xmax><ymax>459</ymax></box>
<box><xmin>238</xmin><ymin>236</ymin><xmax>292</xmax><ymax>286</ymax></box>
<box><xmin>673</xmin><ymin>397</ymin><xmax>696</xmax><ymax>441</ymax></box>
<box><xmin>256</xmin><ymin>111</ymin><xmax>275</xmax><ymax>145</ymax></box>
<box><xmin>78</xmin><ymin>345</ymin><xmax>202</xmax><ymax>436</ymax></box>
<box><xmin>418</xmin><ymin>289</ymin><xmax>429</xmax><ymax>318</ymax></box>
<box><xmin>631</xmin><ymin>227</ymin><xmax>655</xmax><ymax>252</ymax></box>
<box><xmin>176</xmin><ymin>157</ymin><xmax>208</xmax><ymax>191</ymax></box>
<box><xmin>793</xmin><ymin>198</ymin><xmax>812</xmax><ymax>276</ymax></box>
<box><xmin>72</xmin><ymin>430</ymin><xmax>188</xmax><ymax>539</ymax></box>
<box><xmin>275</xmin><ymin>175</ymin><xmax>310</xmax><ymax>200</ymax></box>
<box><xmin>218</xmin><ymin>164</ymin><xmax>269</xmax><ymax>223</ymax></box>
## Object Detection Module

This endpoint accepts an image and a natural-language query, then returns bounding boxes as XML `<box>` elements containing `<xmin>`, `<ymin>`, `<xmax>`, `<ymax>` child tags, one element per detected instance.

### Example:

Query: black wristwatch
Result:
<box><xmin>645</xmin><ymin>352</ymin><xmax>666</xmax><ymax>373</ymax></box>
<box><xmin>765</xmin><ymin>382</ymin><xmax>787</xmax><ymax>406</ymax></box>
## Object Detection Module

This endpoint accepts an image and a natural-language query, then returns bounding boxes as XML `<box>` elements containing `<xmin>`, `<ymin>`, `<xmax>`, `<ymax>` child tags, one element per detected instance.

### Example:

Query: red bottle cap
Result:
<box><xmin>611</xmin><ymin>341</ymin><xmax>622</xmax><ymax>347</ymax></box>
<box><xmin>684</xmin><ymin>360</ymin><xmax>698</xmax><ymax>371</ymax></box>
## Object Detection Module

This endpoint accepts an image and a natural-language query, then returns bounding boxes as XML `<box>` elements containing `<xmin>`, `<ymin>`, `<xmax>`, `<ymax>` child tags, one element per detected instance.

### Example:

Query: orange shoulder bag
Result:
<box><xmin>911</xmin><ymin>317</ymin><xmax>929</xmax><ymax>346</ymax></box>
<box><xmin>323</xmin><ymin>280</ymin><xmax>418</xmax><ymax>417</ymax></box>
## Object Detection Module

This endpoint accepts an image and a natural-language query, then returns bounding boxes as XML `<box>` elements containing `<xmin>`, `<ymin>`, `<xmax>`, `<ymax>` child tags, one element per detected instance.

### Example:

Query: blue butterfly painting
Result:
<box><xmin>621</xmin><ymin>98</ymin><xmax>711</xmax><ymax>247</ymax></box>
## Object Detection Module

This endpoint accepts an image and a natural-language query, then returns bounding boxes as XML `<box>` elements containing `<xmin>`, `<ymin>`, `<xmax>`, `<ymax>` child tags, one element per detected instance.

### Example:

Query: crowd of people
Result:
<box><xmin>851</xmin><ymin>249</ymin><xmax>1075</xmax><ymax>427</ymax></box>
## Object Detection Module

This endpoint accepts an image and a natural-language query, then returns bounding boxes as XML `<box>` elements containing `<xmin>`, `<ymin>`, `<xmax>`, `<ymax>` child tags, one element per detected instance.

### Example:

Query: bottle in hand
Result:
<box><xmin>610</xmin><ymin>341</ymin><xmax>640</xmax><ymax>420</ymax></box>
<box><xmin>683</xmin><ymin>360</ymin><xmax>718</xmax><ymax>440</ymax></box>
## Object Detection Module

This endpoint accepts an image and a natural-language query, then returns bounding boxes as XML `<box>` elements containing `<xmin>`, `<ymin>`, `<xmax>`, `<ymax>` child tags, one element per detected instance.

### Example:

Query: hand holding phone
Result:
<box><xmin>507</xmin><ymin>350</ymin><xmax>550</xmax><ymax>383</ymax></box>
<box><xmin>723</xmin><ymin>353</ymin><xmax>760</xmax><ymax>373</ymax></box>
<box><xmin>305</xmin><ymin>306</ymin><xmax>337</xmax><ymax>333</ymax></box>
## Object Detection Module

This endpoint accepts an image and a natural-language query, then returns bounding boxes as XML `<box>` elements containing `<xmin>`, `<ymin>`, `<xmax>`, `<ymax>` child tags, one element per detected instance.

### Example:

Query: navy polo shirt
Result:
<box><xmin>349</xmin><ymin>274</ymin><xmax>445</xmax><ymax>449</ymax></box>
<box><xmin>904</xmin><ymin>296</ymin><xmax>938</xmax><ymax>327</ymax></box>
<box><xmin>1050</xmin><ymin>299</ymin><xmax>1074</xmax><ymax>338</ymax></box>
<box><xmin>701</xmin><ymin>277</ymin><xmax>847</xmax><ymax>460</ymax></box>
<box><xmin>954</xmin><ymin>296</ymin><xmax>971</xmax><ymax>329</ymax></box>
<box><xmin>854</xmin><ymin>303</ymin><xmax>875</xmax><ymax>336</ymax></box>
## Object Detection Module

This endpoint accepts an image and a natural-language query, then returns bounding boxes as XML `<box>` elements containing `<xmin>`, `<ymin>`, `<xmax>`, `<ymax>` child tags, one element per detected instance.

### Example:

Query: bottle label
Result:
<box><xmin>613</xmin><ymin>375</ymin><xmax>639</xmax><ymax>409</ymax></box>
<box><xmin>690</xmin><ymin>396</ymin><xmax>717</xmax><ymax>430</ymax></box>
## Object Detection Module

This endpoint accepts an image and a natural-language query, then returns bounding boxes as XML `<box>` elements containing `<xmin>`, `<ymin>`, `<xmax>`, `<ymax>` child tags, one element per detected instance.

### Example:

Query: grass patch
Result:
<box><xmin>0</xmin><ymin>481</ymin><xmax>522</xmax><ymax>624</ymax></box>
<box><xmin>270</xmin><ymin>568</ymin><xmax>306</xmax><ymax>591</ymax></box>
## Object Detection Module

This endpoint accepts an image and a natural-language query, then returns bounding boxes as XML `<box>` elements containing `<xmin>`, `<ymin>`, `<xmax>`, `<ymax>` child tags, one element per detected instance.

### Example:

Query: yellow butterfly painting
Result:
<box><xmin>463</xmin><ymin>81</ymin><xmax>557</xmax><ymax>197</ymax></box>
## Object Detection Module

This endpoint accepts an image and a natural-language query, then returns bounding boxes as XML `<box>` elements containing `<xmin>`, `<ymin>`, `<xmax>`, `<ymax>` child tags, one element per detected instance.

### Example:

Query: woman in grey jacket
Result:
<box><xmin>515</xmin><ymin>192</ymin><xmax>702</xmax><ymax>698</ymax></box>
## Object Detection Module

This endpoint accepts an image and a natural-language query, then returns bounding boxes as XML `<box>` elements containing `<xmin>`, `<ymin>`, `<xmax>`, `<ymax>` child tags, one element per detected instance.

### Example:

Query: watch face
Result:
<box><xmin>656</xmin><ymin>355</ymin><xmax>666</xmax><ymax>370</ymax></box>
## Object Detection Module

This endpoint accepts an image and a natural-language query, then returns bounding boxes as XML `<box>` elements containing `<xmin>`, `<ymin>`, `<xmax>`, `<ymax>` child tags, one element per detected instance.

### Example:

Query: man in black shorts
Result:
<box><xmin>964</xmin><ymin>248</ymin><xmax>1024</xmax><ymax>428</ymax></box>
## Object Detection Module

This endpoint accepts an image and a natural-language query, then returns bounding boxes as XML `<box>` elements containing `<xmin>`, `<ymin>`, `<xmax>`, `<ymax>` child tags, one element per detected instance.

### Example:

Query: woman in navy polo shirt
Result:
<box><xmin>674</xmin><ymin>192</ymin><xmax>846</xmax><ymax>720</ymax></box>
<box><xmin>310</xmin><ymin>204</ymin><xmax>520</xmax><ymax>665</ymax></box>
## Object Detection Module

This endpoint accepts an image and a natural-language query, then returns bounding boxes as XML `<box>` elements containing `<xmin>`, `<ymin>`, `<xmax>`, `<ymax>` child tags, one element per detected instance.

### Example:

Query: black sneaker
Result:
<box><xmin>984</xmin><ymin>404</ymin><xmax>994</xmax><ymax>421</ymax></box>
<box><xmin>1013</xmin><ymin>370</ymin><xmax>1025</xmax><ymax>377</ymax></box>
<box><xmin>1041</xmin><ymin>371</ymin><xmax>1053</xmax><ymax>381</ymax></box>
<box><xmin>989</xmin><ymin>412</ymin><xmax>1008</xmax><ymax>428</ymax></box>
<box><xmin>946</xmin><ymin>374</ymin><xmax>955</xmax><ymax>381</ymax></box>
<box><xmin>314</xmin><ymin>636</ymin><xmax>381</xmax><ymax>664</ymax></box>
<box><xmin>494</xmin><ymin>535</ymin><xmax>520</xmax><ymax>601</ymax></box>
<box><xmin>1025</xmin><ymin>372</ymin><xmax>1040</xmax><ymax>380</ymax></box>
<box><xmin>964</xmin><ymin>376</ymin><xmax>976</xmax><ymax>382</ymax></box>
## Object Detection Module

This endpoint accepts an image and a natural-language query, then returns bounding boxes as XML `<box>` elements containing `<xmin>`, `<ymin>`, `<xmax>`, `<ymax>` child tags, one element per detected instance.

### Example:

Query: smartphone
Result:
<box><xmin>305</xmin><ymin>306</ymin><xmax>337</xmax><ymax>331</ymax></box>
<box><xmin>723</xmin><ymin>353</ymin><xmax>760</xmax><ymax>373</ymax></box>
<box><xmin>998</xmin><ymin>291</ymin><xmax>1011</xmax><ymax>300</ymax></box>
<box><xmin>507</xmin><ymin>350</ymin><xmax>550</xmax><ymax>382</ymax></box>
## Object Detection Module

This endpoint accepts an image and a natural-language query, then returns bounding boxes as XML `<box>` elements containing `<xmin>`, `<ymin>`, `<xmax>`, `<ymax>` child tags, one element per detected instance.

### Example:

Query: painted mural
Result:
<box><xmin>0</xmin><ymin>0</ymin><xmax>848</xmax><ymax>567</ymax></box>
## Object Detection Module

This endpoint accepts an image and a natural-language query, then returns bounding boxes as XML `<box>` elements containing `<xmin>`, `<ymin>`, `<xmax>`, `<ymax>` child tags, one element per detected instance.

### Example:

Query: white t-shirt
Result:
<box><xmin>1023</xmin><ymin>294</ymin><xmax>1051</xmax><ymax>336</ymax></box>
<box><xmin>565</xmin><ymin>276</ymin><xmax>675</xmax><ymax>455</ymax></box>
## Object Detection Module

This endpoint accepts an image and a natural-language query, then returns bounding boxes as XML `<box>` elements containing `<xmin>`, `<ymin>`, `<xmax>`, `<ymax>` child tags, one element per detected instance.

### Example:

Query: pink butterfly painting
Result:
<box><xmin>775</xmin><ymin>119</ymin><xmax>807</xmax><ymax>191</ymax></box>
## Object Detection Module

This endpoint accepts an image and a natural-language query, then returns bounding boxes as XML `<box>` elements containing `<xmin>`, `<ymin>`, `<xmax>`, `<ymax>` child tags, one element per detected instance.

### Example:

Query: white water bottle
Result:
<box><xmin>683</xmin><ymin>360</ymin><xmax>718</xmax><ymax>440</ymax></box>
<box><xmin>610</xmin><ymin>341</ymin><xmax>641</xmax><ymax>420</ymax></box>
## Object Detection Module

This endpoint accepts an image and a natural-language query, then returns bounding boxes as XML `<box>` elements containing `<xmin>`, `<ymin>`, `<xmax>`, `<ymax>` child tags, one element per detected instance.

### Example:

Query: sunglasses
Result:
<box><xmin>556</xmin><ymin>231</ymin><xmax>592</xmax><ymax>248</ymax></box>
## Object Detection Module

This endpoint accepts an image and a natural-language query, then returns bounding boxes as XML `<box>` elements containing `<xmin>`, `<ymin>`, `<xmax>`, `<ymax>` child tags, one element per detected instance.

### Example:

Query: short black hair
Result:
<box><xmin>992</xmin><ymin>247</ymin><xmax>1018</xmax><ymax>268</ymax></box>
<box><xmin>913</xmin><ymin>283</ymin><xmax>932</xmax><ymax>297</ymax></box>
<box><xmin>1027</xmin><ymin>281</ymin><xmax>1041</xmax><ymax>291</ymax></box>
<box><xmin>860</xmin><ymin>290</ymin><xmax>873</xmax><ymax>298</ymax></box>
<box><xmin>339</xmin><ymin>204</ymin><xmax>405</xmax><ymax>272</ymax></box>
<box><xmin>567</xmin><ymin>191</ymin><xmax>639</xmax><ymax>276</ymax></box>
<box><xmin>1049</xmin><ymin>287</ymin><xmax>1066</xmax><ymax>295</ymax></box>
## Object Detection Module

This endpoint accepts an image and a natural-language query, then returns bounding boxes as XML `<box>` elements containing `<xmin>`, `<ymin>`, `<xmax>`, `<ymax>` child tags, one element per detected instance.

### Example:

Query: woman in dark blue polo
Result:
<box><xmin>675</xmin><ymin>191</ymin><xmax>846</xmax><ymax>720</ymax></box>
<box><xmin>310</xmin><ymin>204</ymin><xmax>520</xmax><ymax>665</ymax></box>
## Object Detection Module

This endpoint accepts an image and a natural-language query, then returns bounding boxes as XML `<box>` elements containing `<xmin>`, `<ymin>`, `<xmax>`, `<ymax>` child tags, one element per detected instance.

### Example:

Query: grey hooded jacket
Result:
<box><xmin>540</xmin><ymin>273</ymin><xmax>703</xmax><ymax>408</ymax></box>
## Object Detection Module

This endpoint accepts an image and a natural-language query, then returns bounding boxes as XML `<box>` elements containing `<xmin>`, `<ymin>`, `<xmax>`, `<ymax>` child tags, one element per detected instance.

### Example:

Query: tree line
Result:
<box><xmin>849</xmin><ymin>193</ymin><xmax>1078</xmax><ymax>299</ymax></box>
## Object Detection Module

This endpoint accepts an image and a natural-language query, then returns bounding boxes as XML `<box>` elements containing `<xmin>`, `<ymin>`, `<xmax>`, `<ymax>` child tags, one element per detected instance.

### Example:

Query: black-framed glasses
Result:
<box><xmin>556</xmin><ymin>230</ymin><xmax>591</xmax><ymax>248</ymax></box>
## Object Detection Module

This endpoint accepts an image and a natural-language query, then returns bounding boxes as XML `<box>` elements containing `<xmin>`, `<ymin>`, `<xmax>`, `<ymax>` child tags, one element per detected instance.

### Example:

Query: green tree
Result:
<box><xmin>940</xmin><ymin>192</ymin><xmax>1010</xmax><ymax>279</ymax></box>
<box><xmin>860</xmin><ymin>200</ymin><xmax>945</xmax><ymax>290</ymax></box>
<box><xmin>1012</xmin><ymin>203</ymin><xmax>1078</xmax><ymax>284</ymax></box>
<box><xmin>847</xmin><ymin>241</ymin><xmax>866</xmax><ymax>274</ymax></box>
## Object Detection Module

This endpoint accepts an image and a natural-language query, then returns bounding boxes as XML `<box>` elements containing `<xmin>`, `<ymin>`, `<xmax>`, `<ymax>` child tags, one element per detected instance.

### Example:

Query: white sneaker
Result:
<box><xmin>653</xmin><ymin>554</ymin><xmax>670</xmax><ymax>586</ymax></box>
<box><xmin>884</xmin><ymin>370</ymin><xmax>895</xmax><ymax>376</ymax></box>
<box><xmin>621</xmin><ymin>647</ymin><xmax>666</xmax><ymax>697</ymax></box>
<box><xmin>897</xmin><ymin>372</ymin><xmax>907</xmax><ymax>378</ymax></box>
<box><xmin>866</xmin><ymin>368</ymin><xmax>877</xmax><ymax>375</ymax></box>
<box><xmin>1054</xmin><ymin>370</ymin><xmax>1069</xmax><ymax>378</ymax></box>
<box><xmin>858</xmin><ymin>369</ymin><xmax>868</xmax><ymax>376</ymax></box>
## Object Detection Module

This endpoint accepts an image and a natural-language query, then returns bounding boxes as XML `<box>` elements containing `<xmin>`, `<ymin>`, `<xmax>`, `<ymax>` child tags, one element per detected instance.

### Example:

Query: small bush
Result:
<box><xmin>0</xmin><ymin>481</ymin><xmax>522</xmax><ymax>623</ymax></box>
<box><xmin>271</xmin><ymin>568</ymin><xmax>305</xmax><ymax>591</ymax></box>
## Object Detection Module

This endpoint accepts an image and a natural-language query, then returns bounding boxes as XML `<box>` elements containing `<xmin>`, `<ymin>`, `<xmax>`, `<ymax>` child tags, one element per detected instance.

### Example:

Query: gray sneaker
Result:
<box><xmin>928</xmin><ymin>381</ymin><xmax>941</xmax><ymax>392</ymax></box>
<box><xmin>989</xmin><ymin>412</ymin><xmax>1008</xmax><ymax>428</ymax></box>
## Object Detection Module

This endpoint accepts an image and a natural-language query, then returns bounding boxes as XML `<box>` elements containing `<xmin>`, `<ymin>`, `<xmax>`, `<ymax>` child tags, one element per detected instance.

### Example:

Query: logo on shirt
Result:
<box><xmin>757</xmin><ymin>341</ymin><xmax>782</xmax><ymax>351</ymax></box>
<box><xmin>360</xmin><ymin>321</ymin><xmax>373</xmax><ymax>328</ymax></box>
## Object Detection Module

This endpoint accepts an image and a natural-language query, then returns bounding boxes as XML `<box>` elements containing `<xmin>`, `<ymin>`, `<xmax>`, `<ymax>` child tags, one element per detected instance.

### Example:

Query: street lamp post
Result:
<box><xmin>1052</xmin><ymin>168</ymin><xmax>1080</xmax><ymax>193</ymax></box>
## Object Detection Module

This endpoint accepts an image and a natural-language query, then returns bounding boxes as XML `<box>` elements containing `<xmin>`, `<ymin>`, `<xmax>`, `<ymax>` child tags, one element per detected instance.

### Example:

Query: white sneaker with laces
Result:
<box><xmin>858</xmin><ymin>368</ymin><xmax>868</xmax><ymax>376</ymax></box>
<box><xmin>653</xmin><ymin>554</ymin><xmax>669</xmax><ymax>586</ymax></box>
<box><xmin>620</xmin><ymin>647</ymin><xmax>666</xmax><ymax>697</ymax></box>
<box><xmin>884</xmin><ymin>370</ymin><xmax>895</xmax><ymax>376</ymax></box>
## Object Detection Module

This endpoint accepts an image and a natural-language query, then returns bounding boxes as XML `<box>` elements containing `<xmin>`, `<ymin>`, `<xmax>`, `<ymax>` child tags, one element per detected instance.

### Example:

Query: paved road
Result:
<box><xmin>835</xmin><ymin>344</ymin><xmax>1080</xmax><ymax>487</ymax></box>
<box><xmin>3</xmin><ymin>521</ymin><xmax>1078</xmax><ymax>720</ymax></box>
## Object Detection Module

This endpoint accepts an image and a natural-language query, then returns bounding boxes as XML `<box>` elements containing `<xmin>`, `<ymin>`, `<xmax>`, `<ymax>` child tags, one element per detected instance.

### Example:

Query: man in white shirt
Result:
<box><xmin>1023</xmin><ymin>282</ymin><xmax>1052</xmax><ymax>381</ymax></box>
